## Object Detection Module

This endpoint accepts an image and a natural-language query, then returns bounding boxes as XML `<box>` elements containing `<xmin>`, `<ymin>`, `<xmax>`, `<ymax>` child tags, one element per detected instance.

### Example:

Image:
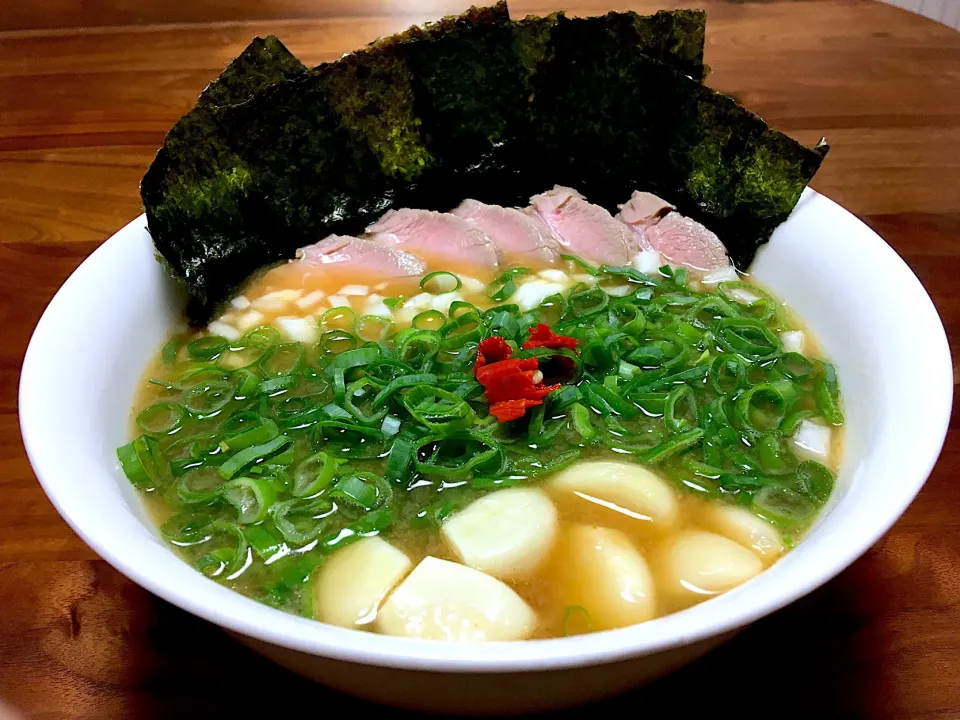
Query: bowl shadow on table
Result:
<box><xmin>135</xmin><ymin>571</ymin><xmax>882</xmax><ymax>719</ymax></box>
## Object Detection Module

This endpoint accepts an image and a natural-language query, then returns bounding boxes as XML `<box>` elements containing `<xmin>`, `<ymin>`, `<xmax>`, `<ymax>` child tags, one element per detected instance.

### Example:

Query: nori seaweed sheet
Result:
<box><xmin>529</xmin><ymin>13</ymin><xmax>825</xmax><ymax>269</ymax></box>
<box><xmin>141</xmin><ymin>36</ymin><xmax>306</xmax><ymax>318</ymax></box>
<box><xmin>141</xmin><ymin>3</ymin><xmax>822</xmax><ymax>324</ymax></box>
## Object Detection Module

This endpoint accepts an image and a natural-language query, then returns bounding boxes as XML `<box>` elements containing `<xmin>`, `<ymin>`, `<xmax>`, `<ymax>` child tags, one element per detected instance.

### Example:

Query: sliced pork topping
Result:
<box><xmin>527</xmin><ymin>186</ymin><xmax>636</xmax><ymax>266</ymax></box>
<box><xmin>366</xmin><ymin>209</ymin><xmax>501</xmax><ymax>276</ymax></box>
<box><xmin>297</xmin><ymin>235</ymin><xmax>426</xmax><ymax>283</ymax></box>
<box><xmin>643</xmin><ymin>213</ymin><xmax>730</xmax><ymax>273</ymax></box>
<box><xmin>453</xmin><ymin>199</ymin><xmax>561</xmax><ymax>267</ymax></box>
<box><xmin>617</xmin><ymin>191</ymin><xmax>731</xmax><ymax>273</ymax></box>
<box><xmin>616</xmin><ymin>191</ymin><xmax>675</xmax><ymax>250</ymax></box>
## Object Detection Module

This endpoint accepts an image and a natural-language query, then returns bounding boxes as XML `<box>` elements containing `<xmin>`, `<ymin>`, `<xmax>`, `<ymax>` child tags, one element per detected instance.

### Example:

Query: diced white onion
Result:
<box><xmin>235</xmin><ymin>310</ymin><xmax>265</xmax><ymax>331</ymax></box>
<box><xmin>401</xmin><ymin>293</ymin><xmax>435</xmax><ymax>313</ymax></box>
<box><xmin>431</xmin><ymin>291</ymin><xmax>462</xmax><ymax>312</ymax></box>
<box><xmin>632</xmin><ymin>250</ymin><xmax>662</xmax><ymax>275</ymax></box>
<box><xmin>537</xmin><ymin>269</ymin><xmax>569</xmax><ymax>283</ymax></box>
<box><xmin>701</xmin><ymin>265</ymin><xmax>739</xmax><ymax>284</ymax></box>
<box><xmin>365</xmin><ymin>299</ymin><xmax>393</xmax><ymax>319</ymax></box>
<box><xmin>207</xmin><ymin>321</ymin><xmax>241</xmax><ymax>341</ymax></box>
<box><xmin>513</xmin><ymin>280</ymin><xmax>566</xmax><ymax>311</ymax></box>
<box><xmin>460</xmin><ymin>276</ymin><xmax>486</xmax><ymax>294</ymax></box>
<box><xmin>791</xmin><ymin>419</ymin><xmax>832</xmax><ymax>462</ymax></box>
<box><xmin>604</xmin><ymin>284</ymin><xmax>634</xmax><ymax>297</ymax></box>
<box><xmin>727</xmin><ymin>287</ymin><xmax>762</xmax><ymax>305</ymax></box>
<box><xmin>276</xmin><ymin>316</ymin><xmax>318</xmax><ymax>343</ymax></box>
<box><xmin>295</xmin><ymin>290</ymin><xmax>326</xmax><ymax>309</ymax></box>
<box><xmin>779</xmin><ymin>330</ymin><xmax>805</xmax><ymax>353</ymax></box>
<box><xmin>338</xmin><ymin>284</ymin><xmax>369</xmax><ymax>296</ymax></box>
<box><xmin>230</xmin><ymin>295</ymin><xmax>251</xmax><ymax>310</ymax></box>
<box><xmin>326</xmin><ymin>295</ymin><xmax>350</xmax><ymax>310</ymax></box>
<box><xmin>251</xmin><ymin>289</ymin><xmax>302</xmax><ymax>311</ymax></box>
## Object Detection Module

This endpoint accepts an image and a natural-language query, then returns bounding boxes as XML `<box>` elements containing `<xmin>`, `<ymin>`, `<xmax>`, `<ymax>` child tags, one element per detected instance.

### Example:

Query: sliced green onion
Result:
<box><xmin>753</xmin><ymin>485</ymin><xmax>817</xmax><ymax>527</ymax></box>
<box><xmin>160</xmin><ymin>511</ymin><xmax>215</xmax><ymax>545</ymax></box>
<box><xmin>356</xmin><ymin>315</ymin><xmax>393</xmax><ymax>342</ymax></box>
<box><xmin>421</xmin><ymin>271</ymin><xmax>462</xmax><ymax>294</ymax></box>
<box><xmin>188</xmin><ymin>335</ymin><xmax>229</xmax><ymax>360</ymax></box>
<box><xmin>259</xmin><ymin>342</ymin><xmax>304</xmax><ymax>377</ymax></box>
<box><xmin>261</xmin><ymin>375</ymin><xmax>296</xmax><ymax>395</ymax></box>
<box><xmin>222</xmin><ymin>418</ymin><xmax>279</xmax><ymax>452</ymax></box>
<box><xmin>561</xmin><ymin>254</ymin><xmax>599</xmax><ymax>276</ymax></box>
<box><xmin>330</xmin><ymin>474</ymin><xmax>381</xmax><ymax>511</ymax></box>
<box><xmin>242</xmin><ymin>326</ymin><xmax>282</xmax><ymax>348</ymax></box>
<box><xmin>271</xmin><ymin>498</ymin><xmax>334</xmax><ymax>545</ymax></box>
<box><xmin>562</xmin><ymin>605</ymin><xmax>594</xmax><ymax>636</ymax></box>
<box><xmin>195</xmin><ymin>521</ymin><xmax>248</xmax><ymax>578</ymax></box>
<box><xmin>413</xmin><ymin>310</ymin><xmax>446</xmax><ymax>331</ymax></box>
<box><xmin>402</xmin><ymin>386</ymin><xmax>477</xmax><ymax>432</ymax></box>
<box><xmin>372</xmin><ymin>373</ymin><xmax>438</xmax><ymax>407</ymax></box>
<box><xmin>136</xmin><ymin>401</ymin><xmax>184</xmax><ymax>435</ymax></box>
<box><xmin>396</xmin><ymin>330</ymin><xmax>441</xmax><ymax>366</ymax></box>
<box><xmin>291</xmin><ymin>452</ymin><xmax>340</xmax><ymax>497</ymax></box>
<box><xmin>320</xmin><ymin>306</ymin><xmax>356</xmax><ymax>331</ymax></box>
<box><xmin>384</xmin><ymin>436</ymin><xmax>415</xmax><ymax>485</ymax></box>
<box><xmin>244</xmin><ymin>524</ymin><xmax>284</xmax><ymax>560</ymax></box>
<box><xmin>639</xmin><ymin>427</ymin><xmax>704</xmax><ymax>464</ymax></box>
<box><xmin>177</xmin><ymin>466</ymin><xmax>229</xmax><ymax>504</ymax></box>
<box><xmin>735</xmin><ymin>384</ymin><xmax>787</xmax><ymax>437</ymax></box>
<box><xmin>814</xmin><ymin>361</ymin><xmax>844</xmax><ymax>425</ymax></box>
<box><xmin>320</xmin><ymin>329</ymin><xmax>357</xmax><ymax>355</ymax></box>
<box><xmin>117</xmin><ymin>435</ymin><xmax>160</xmax><ymax>489</ymax></box>
<box><xmin>345</xmin><ymin>377</ymin><xmax>389</xmax><ymax>424</ymax></box>
<box><xmin>796</xmin><ymin>460</ymin><xmax>835</xmax><ymax>503</ymax></box>
<box><xmin>223</xmin><ymin>476</ymin><xmax>279</xmax><ymax>524</ymax></box>
<box><xmin>664</xmin><ymin>384</ymin><xmax>697</xmax><ymax>433</ymax></box>
<box><xmin>218</xmin><ymin>435</ymin><xmax>292</xmax><ymax>480</ymax></box>
<box><xmin>184</xmin><ymin>379</ymin><xmax>234</xmax><ymax>415</ymax></box>
<box><xmin>710</xmin><ymin>354</ymin><xmax>746</xmax><ymax>394</ymax></box>
<box><xmin>715</xmin><ymin>318</ymin><xmax>781</xmax><ymax>362</ymax></box>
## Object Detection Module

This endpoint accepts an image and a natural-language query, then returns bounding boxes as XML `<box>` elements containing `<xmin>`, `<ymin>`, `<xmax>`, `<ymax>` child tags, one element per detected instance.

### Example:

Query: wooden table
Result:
<box><xmin>2</xmin><ymin>1</ymin><xmax>959</xmax><ymax>717</ymax></box>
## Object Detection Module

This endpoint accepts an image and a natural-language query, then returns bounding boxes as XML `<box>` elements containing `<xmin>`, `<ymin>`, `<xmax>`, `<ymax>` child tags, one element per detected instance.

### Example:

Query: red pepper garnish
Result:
<box><xmin>477</xmin><ymin>356</ymin><xmax>559</xmax><ymax>404</ymax></box>
<box><xmin>489</xmin><ymin>399</ymin><xmax>543</xmax><ymax>423</ymax></box>
<box><xmin>475</xmin><ymin>336</ymin><xmax>513</xmax><ymax>375</ymax></box>
<box><xmin>523</xmin><ymin>323</ymin><xmax>578</xmax><ymax>350</ymax></box>
<box><xmin>474</xmin><ymin>330</ymin><xmax>571</xmax><ymax>423</ymax></box>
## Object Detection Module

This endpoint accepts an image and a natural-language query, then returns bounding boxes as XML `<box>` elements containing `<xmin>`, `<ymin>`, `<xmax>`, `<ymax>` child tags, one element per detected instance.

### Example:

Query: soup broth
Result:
<box><xmin>123</xmin><ymin>257</ymin><xmax>843</xmax><ymax>641</ymax></box>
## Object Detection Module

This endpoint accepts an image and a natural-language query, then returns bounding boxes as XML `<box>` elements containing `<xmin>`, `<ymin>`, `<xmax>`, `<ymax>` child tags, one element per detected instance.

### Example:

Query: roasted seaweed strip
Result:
<box><xmin>530</xmin><ymin>13</ymin><xmax>825</xmax><ymax>268</ymax></box>
<box><xmin>141</xmin><ymin>36</ymin><xmax>306</xmax><ymax>319</ymax></box>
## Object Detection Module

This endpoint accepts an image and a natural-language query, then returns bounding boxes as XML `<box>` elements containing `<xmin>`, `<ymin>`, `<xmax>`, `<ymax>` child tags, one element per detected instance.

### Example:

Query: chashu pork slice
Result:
<box><xmin>297</xmin><ymin>234</ymin><xmax>427</xmax><ymax>284</ymax></box>
<box><xmin>527</xmin><ymin>186</ymin><xmax>637</xmax><ymax>267</ymax></box>
<box><xmin>366</xmin><ymin>209</ymin><xmax>501</xmax><ymax>277</ymax></box>
<box><xmin>453</xmin><ymin>199</ymin><xmax>561</xmax><ymax>267</ymax></box>
<box><xmin>617</xmin><ymin>190</ymin><xmax>731</xmax><ymax>273</ymax></box>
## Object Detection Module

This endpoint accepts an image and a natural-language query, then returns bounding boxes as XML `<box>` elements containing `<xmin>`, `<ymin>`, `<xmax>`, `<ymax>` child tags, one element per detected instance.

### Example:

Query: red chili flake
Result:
<box><xmin>474</xmin><ymin>326</ymin><xmax>574</xmax><ymax>423</ymax></box>
<box><xmin>476</xmin><ymin>357</ymin><xmax>559</xmax><ymax>404</ymax></box>
<box><xmin>489</xmin><ymin>399</ymin><xmax>543</xmax><ymax>423</ymax></box>
<box><xmin>475</xmin><ymin>336</ymin><xmax>513</xmax><ymax>375</ymax></box>
<box><xmin>523</xmin><ymin>323</ymin><xmax>578</xmax><ymax>350</ymax></box>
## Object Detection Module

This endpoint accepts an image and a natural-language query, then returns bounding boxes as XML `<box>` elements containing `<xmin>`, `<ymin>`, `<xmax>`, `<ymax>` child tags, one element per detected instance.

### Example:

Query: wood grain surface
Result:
<box><xmin>1</xmin><ymin>1</ymin><xmax>959</xmax><ymax>717</ymax></box>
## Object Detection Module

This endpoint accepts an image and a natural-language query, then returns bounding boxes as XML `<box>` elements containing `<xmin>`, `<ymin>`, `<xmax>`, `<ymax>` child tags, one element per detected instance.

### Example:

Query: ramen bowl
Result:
<box><xmin>19</xmin><ymin>189</ymin><xmax>951</xmax><ymax>714</ymax></box>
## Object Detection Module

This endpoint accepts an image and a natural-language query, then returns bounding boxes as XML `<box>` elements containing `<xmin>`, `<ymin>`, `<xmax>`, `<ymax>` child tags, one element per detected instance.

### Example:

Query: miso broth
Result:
<box><xmin>122</xmin><ymin>257</ymin><xmax>843</xmax><ymax>640</ymax></box>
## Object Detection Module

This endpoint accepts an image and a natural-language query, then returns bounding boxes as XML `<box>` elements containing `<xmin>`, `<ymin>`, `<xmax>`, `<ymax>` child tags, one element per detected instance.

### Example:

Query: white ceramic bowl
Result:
<box><xmin>20</xmin><ymin>189</ymin><xmax>952</xmax><ymax>714</ymax></box>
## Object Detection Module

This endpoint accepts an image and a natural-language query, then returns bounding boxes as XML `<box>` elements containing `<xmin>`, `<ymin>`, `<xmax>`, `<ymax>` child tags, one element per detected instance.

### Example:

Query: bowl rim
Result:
<box><xmin>19</xmin><ymin>190</ymin><xmax>953</xmax><ymax>673</ymax></box>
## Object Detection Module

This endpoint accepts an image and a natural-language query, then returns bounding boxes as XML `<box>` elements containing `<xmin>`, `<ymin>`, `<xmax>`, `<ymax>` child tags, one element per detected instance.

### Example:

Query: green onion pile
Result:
<box><xmin>118</xmin><ymin>259</ymin><xmax>842</xmax><ymax>616</ymax></box>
